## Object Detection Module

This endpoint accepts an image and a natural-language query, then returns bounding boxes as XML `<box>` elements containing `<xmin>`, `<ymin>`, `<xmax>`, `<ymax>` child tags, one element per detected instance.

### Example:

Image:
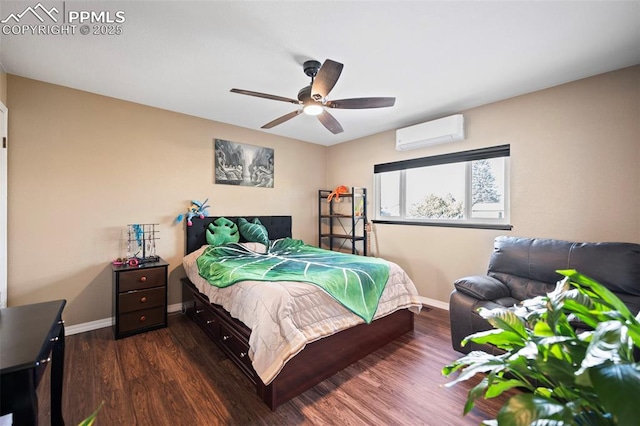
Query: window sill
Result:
<box><xmin>372</xmin><ymin>220</ymin><xmax>513</xmax><ymax>231</ymax></box>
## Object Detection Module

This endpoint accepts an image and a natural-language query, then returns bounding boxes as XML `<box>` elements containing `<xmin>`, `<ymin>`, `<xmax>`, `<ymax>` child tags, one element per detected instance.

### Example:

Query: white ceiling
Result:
<box><xmin>1</xmin><ymin>1</ymin><xmax>639</xmax><ymax>146</ymax></box>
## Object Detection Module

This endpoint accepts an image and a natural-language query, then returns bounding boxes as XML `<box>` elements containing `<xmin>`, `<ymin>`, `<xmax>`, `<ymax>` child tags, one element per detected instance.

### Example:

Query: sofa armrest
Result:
<box><xmin>454</xmin><ymin>275</ymin><xmax>511</xmax><ymax>300</ymax></box>
<box><xmin>449</xmin><ymin>291</ymin><xmax>507</xmax><ymax>355</ymax></box>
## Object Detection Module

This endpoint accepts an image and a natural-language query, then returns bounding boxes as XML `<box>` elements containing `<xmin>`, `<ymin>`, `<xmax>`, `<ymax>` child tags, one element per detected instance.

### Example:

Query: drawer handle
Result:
<box><xmin>195</xmin><ymin>309</ymin><xmax>204</xmax><ymax>314</ymax></box>
<box><xmin>206</xmin><ymin>320</ymin><xmax>214</xmax><ymax>324</ymax></box>
<box><xmin>140</xmin><ymin>315</ymin><xmax>146</xmax><ymax>322</ymax></box>
<box><xmin>240</xmin><ymin>352</ymin><xmax>247</xmax><ymax>358</ymax></box>
<box><xmin>140</xmin><ymin>296</ymin><xmax>147</xmax><ymax>303</ymax></box>
<box><xmin>140</xmin><ymin>276</ymin><xmax>147</xmax><ymax>282</ymax></box>
<box><xmin>50</xmin><ymin>336</ymin><xmax>59</xmax><ymax>342</ymax></box>
<box><xmin>222</xmin><ymin>335</ymin><xmax>230</xmax><ymax>341</ymax></box>
<box><xmin>36</xmin><ymin>357</ymin><xmax>51</xmax><ymax>366</ymax></box>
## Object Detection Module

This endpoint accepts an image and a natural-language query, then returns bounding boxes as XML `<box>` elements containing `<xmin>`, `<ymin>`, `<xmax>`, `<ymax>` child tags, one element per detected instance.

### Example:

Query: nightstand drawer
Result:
<box><xmin>118</xmin><ymin>287</ymin><xmax>166</xmax><ymax>314</ymax></box>
<box><xmin>119</xmin><ymin>268</ymin><xmax>166</xmax><ymax>292</ymax></box>
<box><xmin>118</xmin><ymin>306</ymin><xmax>165</xmax><ymax>333</ymax></box>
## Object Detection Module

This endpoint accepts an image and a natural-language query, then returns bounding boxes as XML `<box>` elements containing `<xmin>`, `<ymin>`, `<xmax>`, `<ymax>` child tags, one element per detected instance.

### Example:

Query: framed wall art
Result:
<box><xmin>214</xmin><ymin>139</ymin><xmax>274</xmax><ymax>188</ymax></box>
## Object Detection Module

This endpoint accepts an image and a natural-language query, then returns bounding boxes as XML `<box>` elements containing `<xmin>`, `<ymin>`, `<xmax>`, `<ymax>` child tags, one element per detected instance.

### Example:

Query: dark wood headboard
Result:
<box><xmin>185</xmin><ymin>216</ymin><xmax>292</xmax><ymax>254</ymax></box>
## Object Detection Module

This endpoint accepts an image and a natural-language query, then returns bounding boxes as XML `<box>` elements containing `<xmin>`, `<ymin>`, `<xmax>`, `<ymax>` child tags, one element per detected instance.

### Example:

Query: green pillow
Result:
<box><xmin>206</xmin><ymin>217</ymin><xmax>240</xmax><ymax>246</ymax></box>
<box><xmin>238</xmin><ymin>217</ymin><xmax>269</xmax><ymax>248</ymax></box>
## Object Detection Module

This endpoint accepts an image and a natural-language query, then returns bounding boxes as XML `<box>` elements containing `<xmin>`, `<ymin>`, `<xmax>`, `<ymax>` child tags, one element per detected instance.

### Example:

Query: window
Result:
<box><xmin>374</xmin><ymin>145</ymin><xmax>511</xmax><ymax>230</ymax></box>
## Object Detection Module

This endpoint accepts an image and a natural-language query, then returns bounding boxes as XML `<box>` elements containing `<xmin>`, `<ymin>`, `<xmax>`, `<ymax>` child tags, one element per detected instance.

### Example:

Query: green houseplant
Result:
<box><xmin>77</xmin><ymin>402</ymin><xmax>103</xmax><ymax>426</ymax></box>
<box><xmin>443</xmin><ymin>269</ymin><xmax>640</xmax><ymax>425</ymax></box>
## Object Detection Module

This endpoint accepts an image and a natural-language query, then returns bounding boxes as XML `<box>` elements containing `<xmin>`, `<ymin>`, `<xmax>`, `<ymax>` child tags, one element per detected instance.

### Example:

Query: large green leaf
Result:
<box><xmin>557</xmin><ymin>270</ymin><xmax>632</xmax><ymax>319</ymax></box>
<box><xmin>590</xmin><ymin>363</ymin><xmax>640</xmax><ymax>425</ymax></box>
<box><xmin>560</xmin><ymin>271</ymin><xmax>640</xmax><ymax>349</ymax></box>
<box><xmin>560</xmin><ymin>288</ymin><xmax>595</xmax><ymax>311</ymax></box>
<box><xmin>562</xmin><ymin>299</ymin><xmax>603</xmax><ymax>329</ymax></box>
<box><xmin>465</xmin><ymin>328</ymin><xmax>526</xmax><ymax>350</ymax></box>
<box><xmin>572</xmin><ymin>411</ymin><xmax>616</xmax><ymax>426</ymax></box>
<box><xmin>533</xmin><ymin>321</ymin><xmax>555</xmax><ymax>337</ymax></box>
<box><xmin>496</xmin><ymin>394</ymin><xmax>574</xmax><ymax>425</ymax></box>
<box><xmin>485</xmin><ymin>378</ymin><xmax>524</xmax><ymax>399</ymax></box>
<box><xmin>78</xmin><ymin>402</ymin><xmax>103</xmax><ymax>426</ymax></box>
<box><xmin>196</xmin><ymin>238</ymin><xmax>389</xmax><ymax>323</ymax></box>
<box><xmin>544</xmin><ymin>289</ymin><xmax>567</xmax><ymax>333</ymax></box>
<box><xmin>578</xmin><ymin>321</ymin><xmax>626</xmax><ymax>374</ymax></box>
<box><xmin>479</xmin><ymin>308</ymin><xmax>529</xmax><ymax>339</ymax></box>
<box><xmin>443</xmin><ymin>351</ymin><xmax>507</xmax><ymax>385</ymax></box>
<box><xmin>533</xmin><ymin>355</ymin><xmax>578</xmax><ymax>386</ymax></box>
<box><xmin>627</xmin><ymin>325</ymin><xmax>640</xmax><ymax>351</ymax></box>
<box><xmin>465</xmin><ymin>378</ymin><xmax>489</xmax><ymax>415</ymax></box>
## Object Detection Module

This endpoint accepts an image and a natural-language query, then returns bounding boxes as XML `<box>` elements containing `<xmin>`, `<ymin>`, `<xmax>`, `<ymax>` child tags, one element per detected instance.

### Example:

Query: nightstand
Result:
<box><xmin>112</xmin><ymin>258</ymin><xmax>169</xmax><ymax>339</ymax></box>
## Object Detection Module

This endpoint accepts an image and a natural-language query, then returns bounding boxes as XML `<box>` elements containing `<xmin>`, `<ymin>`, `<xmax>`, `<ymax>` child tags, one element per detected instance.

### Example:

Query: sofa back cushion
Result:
<box><xmin>568</xmin><ymin>242</ymin><xmax>640</xmax><ymax>297</ymax></box>
<box><xmin>488</xmin><ymin>236</ymin><xmax>640</xmax><ymax>300</ymax></box>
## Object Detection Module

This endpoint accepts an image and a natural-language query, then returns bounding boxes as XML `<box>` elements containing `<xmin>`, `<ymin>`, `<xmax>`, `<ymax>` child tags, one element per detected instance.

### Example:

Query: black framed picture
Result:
<box><xmin>214</xmin><ymin>139</ymin><xmax>274</xmax><ymax>187</ymax></box>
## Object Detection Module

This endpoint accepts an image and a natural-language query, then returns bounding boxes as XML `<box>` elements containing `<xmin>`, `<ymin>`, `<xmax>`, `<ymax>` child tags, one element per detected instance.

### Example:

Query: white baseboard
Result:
<box><xmin>65</xmin><ymin>317</ymin><xmax>112</xmax><ymax>336</ymax></box>
<box><xmin>167</xmin><ymin>302</ymin><xmax>183</xmax><ymax>314</ymax></box>
<box><xmin>419</xmin><ymin>296</ymin><xmax>449</xmax><ymax>311</ymax></box>
<box><xmin>64</xmin><ymin>302</ymin><xmax>184</xmax><ymax>336</ymax></box>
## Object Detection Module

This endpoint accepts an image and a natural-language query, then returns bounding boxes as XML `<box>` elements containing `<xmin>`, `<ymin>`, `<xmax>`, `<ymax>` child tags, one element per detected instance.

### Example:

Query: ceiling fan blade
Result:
<box><xmin>261</xmin><ymin>110</ymin><xmax>302</xmax><ymax>129</ymax></box>
<box><xmin>326</xmin><ymin>97</ymin><xmax>396</xmax><ymax>109</ymax></box>
<box><xmin>317</xmin><ymin>110</ymin><xmax>344</xmax><ymax>134</ymax></box>
<box><xmin>230</xmin><ymin>88</ymin><xmax>300</xmax><ymax>105</ymax></box>
<box><xmin>311</xmin><ymin>59</ymin><xmax>343</xmax><ymax>100</ymax></box>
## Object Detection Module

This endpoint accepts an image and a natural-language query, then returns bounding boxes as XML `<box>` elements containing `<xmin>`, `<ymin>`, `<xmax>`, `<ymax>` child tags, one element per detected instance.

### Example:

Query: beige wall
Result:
<box><xmin>328</xmin><ymin>65</ymin><xmax>640</xmax><ymax>304</ymax></box>
<box><xmin>5</xmin><ymin>65</ymin><xmax>639</xmax><ymax>324</ymax></box>
<box><xmin>6</xmin><ymin>75</ymin><xmax>327</xmax><ymax>325</ymax></box>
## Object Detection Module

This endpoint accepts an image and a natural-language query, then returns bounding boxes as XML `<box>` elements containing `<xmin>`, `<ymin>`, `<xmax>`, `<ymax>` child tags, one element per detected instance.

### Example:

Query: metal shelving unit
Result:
<box><xmin>318</xmin><ymin>187</ymin><xmax>367</xmax><ymax>255</ymax></box>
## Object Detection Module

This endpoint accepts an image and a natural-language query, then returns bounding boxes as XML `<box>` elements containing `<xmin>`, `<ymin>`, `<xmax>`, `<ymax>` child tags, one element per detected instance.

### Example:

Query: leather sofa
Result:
<box><xmin>449</xmin><ymin>236</ymin><xmax>640</xmax><ymax>354</ymax></box>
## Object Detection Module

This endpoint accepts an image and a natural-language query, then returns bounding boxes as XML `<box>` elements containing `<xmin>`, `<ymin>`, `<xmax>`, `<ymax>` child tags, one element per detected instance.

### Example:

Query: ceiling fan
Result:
<box><xmin>230</xmin><ymin>59</ymin><xmax>396</xmax><ymax>134</ymax></box>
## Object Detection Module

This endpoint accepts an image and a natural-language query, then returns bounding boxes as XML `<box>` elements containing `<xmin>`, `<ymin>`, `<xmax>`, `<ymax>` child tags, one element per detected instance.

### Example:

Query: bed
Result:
<box><xmin>181</xmin><ymin>216</ymin><xmax>422</xmax><ymax>410</ymax></box>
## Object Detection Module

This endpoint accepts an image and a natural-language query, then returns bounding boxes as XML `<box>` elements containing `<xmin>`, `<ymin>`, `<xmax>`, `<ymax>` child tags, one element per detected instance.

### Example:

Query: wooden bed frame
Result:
<box><xmin>181</xmin><ymin>216</ymin><xmax>415</xmax><ymax>410</ymax></box>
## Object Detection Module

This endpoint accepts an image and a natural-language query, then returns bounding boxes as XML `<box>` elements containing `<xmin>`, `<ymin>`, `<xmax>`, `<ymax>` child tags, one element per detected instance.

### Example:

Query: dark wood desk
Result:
<box><xmin>0</xmin><ymin>300</ymin><xmax>66</xmax><ymax>425</ymax></box>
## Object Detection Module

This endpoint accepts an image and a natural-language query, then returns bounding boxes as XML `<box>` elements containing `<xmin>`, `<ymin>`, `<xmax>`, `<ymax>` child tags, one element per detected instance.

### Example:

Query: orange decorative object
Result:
<box><xmin>327</xmin><ymin>185</ymin><xmax>349</xmax><ymax>203</ymax></box>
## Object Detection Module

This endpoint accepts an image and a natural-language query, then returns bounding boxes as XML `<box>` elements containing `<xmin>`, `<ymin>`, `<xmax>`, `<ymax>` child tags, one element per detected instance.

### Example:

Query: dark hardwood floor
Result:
<box><xmin>36</xmin><ymin>307</ymin><xmax>512</xmax><ymax>425</ymax></box>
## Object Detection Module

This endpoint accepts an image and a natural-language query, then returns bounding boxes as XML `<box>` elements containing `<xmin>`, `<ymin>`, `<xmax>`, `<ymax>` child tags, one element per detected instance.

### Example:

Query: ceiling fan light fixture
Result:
<box><xmin>231</xmin><ymin>58</ymin><xmax>395</xmax><ymax>134</ymax></box>
<box><xmin>303</xmin><ymin>103</ymin><xmax>323</xmax><ymax>116</ymax></box>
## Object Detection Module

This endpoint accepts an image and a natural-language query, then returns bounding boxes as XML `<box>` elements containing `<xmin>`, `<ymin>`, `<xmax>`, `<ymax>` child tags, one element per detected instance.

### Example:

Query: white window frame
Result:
<box><xmin>373</xmin><ymin>145</ymin><xmax>512</xmax><ymax>230</ymax></box>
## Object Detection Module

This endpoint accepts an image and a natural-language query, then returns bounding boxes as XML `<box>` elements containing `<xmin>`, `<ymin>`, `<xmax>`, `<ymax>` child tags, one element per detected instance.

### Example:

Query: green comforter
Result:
<box><xmin>196</xmin><ymin>238</ymin><xmax>390</xmax><ymax>323</ymax></box>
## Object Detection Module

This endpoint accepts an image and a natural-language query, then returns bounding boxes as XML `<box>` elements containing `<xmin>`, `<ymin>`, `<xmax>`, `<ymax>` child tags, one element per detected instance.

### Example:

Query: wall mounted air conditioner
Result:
<box><xmin>395</xmin><ymin>114</ymin><xmax>465</xmax><ymax>151</ymax></box>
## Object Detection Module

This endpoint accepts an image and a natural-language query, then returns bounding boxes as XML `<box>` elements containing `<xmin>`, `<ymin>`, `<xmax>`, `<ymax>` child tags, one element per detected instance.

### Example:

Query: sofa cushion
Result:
<box><xmin>493</xmin><ymin>296</ymin><xmax>521</xmax><ymax>308</ymax></box>
<box><xmin>489</xmin><ymin>272</ymin><xmax>557</xmax><ymax>301</ymax></box>
<box><xmin>489</xmin><ymin>236</ymin><xmax>640</xmax><ymax>300</ymax></box>
<box><xmin>489</xmin><ymin>237</ymin><xmax>574</xmax><ymax>284</ymax></box>
<box><xmin>568</xmin><ymin>242</ymin><xmax>640</xmax><ymax>297</ymax></box>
